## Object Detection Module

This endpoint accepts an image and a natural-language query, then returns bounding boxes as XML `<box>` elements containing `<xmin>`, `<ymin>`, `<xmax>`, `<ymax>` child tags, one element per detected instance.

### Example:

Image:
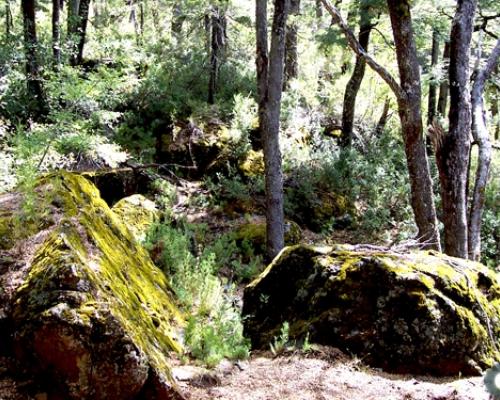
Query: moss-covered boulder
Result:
<box><xmin>233</xmin><ymin>220</ymin><xmax>302</xmax><ymax>255</ymax></box>
<box><xmin>112</xmin><ymin>194</ymin><xmax>159</xmax><ymax>242</ymax></box>
<box><xmin>243</xmin><ymin>245</ymin><xmax>500</xmax><ymax>376</ymax></box>
<box><xmin>4</xmin><ymin>172</ymin><xmax>184</xmax><ymax>399</ymax></box>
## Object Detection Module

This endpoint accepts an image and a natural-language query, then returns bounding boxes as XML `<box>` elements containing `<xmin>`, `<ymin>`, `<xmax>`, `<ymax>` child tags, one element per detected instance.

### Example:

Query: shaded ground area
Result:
<box><xmin>178</xmin><ymin>348</ymin><xmax>490</xmax><ymax>400</ymax></box>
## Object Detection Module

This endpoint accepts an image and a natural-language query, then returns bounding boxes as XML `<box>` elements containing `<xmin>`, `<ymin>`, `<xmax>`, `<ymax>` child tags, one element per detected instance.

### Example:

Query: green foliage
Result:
<box><xmin>269</xmin><ymin>321</ymin><xmax>290</xmax><ymax>356</ymax></box>
<box><xmin>145</xmin><ymin>221</ymin><xmax>250</xmax><ymax>366</ymax></box>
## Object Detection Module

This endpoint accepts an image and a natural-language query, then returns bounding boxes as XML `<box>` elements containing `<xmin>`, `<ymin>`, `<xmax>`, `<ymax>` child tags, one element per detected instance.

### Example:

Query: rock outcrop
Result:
<box><xmin>1</xmin><ymin>172</ymin><xmax>184</xmax><ymax>399</ymax></box>
<box><xmin>243</xmin><ymin>245</ymin><xmax>500</xmax><ymax>376</ymax></box>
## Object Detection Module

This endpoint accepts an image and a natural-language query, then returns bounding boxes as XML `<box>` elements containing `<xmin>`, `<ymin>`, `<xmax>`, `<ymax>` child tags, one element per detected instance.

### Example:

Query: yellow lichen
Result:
<box><xmin>13</xmin><ymin>172</ymin><xmax>184</xmax><ymax>391</ymax></box>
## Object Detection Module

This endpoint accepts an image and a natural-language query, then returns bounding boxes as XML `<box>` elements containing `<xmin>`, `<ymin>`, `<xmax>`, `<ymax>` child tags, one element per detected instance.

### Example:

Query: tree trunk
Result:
<box><xmin>341</xmin><ymin>2</ymin><xmax>373</xmax><ymax>147</ymax></box>
<box><xmin>320</xmin><ymin>0</ymin><xmax>440</xmax><ymax>250</ymax></box>
<box><xmin>386</xmin><ymin>0</ymin><xmax>440</xmax><ymax>250</ymax></box>
<box><xmin>284</xmin><ymin>0</ymin><xmax>299</xmax><ymax>90</ymax></box>
<box><xmin>5</xmin><ymin>0</ymin><xmax>12</xmax><ymax>39</ymax></box>
<box><xmin>256</xmin><ymin>0</ymin><xmax>268</xmax><ymax>151</ymax></box>
<box><xmin>67</xmin><ymin>0</ymin><xmax>79</xmax><ymax>36</ymax></box>
<box><xmin>375</xmin><ymin>97</ymin><xmax>391</xmax><ymax>136</ymax></box>
<box><xmin>437</xmin><ymin>41</ymin><xmax>450</xmax><ymax>117</ymax></box>
<box><xmin>22</xmin><ymin>0</ymin><xmax>47</xmax><ymax>120</ymax></box>
<box><xmin>70</xmin><ymin>0</ymin><xmax>90</xmax><ymax>66</ymax></box>
<box><xmin>261</xmin><ymin>0</ymin><xmax>289</xmax><ymax>260</ymax></box>
<box><xmin>208</xmin><ymin>6</ymin><xmax>226</xmax><ymax>104</ymax></box>
<box><xmin>468</xmin><ymin>38</ymin><xmax>500</xmax><ymax>260</ymax></box>
<box><xmin>427</xmin><ymin>30</ymin><xmax>439</xmax><ymax>126</ymax></box>
<box><xmin>492</xmin><ymin>64</ymin><xmax>499</xmax><ymax>141</ymax></box>
<box><xmin>436</xmin><ymin>0</ymin><xmax>477</xmax><ymax>259</ymax></box>
<box><xmin>52</xmin><ymin>0</ymin><xmax>61</xmax><ymax>68</ymax></box>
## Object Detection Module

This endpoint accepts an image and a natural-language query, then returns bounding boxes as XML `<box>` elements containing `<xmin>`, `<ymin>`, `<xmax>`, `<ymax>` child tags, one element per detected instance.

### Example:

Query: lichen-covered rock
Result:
<box><xmin>243</xmin><ymin>245</ymin><xmax>500</xmax><ymax>376</ymax></box>
<box><xmin>233</xmin><ymin>220</ymin><xmax>302</xmax><ymax>255</ymax></box>
<box><xmin>238</xmin><ymin>150</ymin><xmax>264</xmax><ymax>178</ymax></box>
<box><xmin>112</xmin><ymin>194</ymin><xmax>159</xmax><ymax>242</ymax></box>
<box><xmin>7</xmin><ymin>172</ymin><xmax>184</xmax><ymax>399</ymax></box>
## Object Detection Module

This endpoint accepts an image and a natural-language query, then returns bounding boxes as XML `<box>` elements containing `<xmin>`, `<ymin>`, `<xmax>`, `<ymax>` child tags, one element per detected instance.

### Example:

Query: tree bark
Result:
<box><xmin>261</xmin><ymin>0</ymin><xmax>289</xmax><ymax>260</ymax></box>
<box><xmin>468</xmin><ymin>38</ymin><xmax>500</xmax><ymax>260</ymax></box>
<box><xmin>5</xmin><ymin>0</ymin><xmax>12</xmax><ymax>39</ymax></box>
<box><xmin>70</xmin><ymin>0</ymin><xmax>90</xmax><ymax>66</ymax></box>
<box><xmin>208</xmin><ymin>6</ymin><xmax>226</xmax><ymax>104</ymax></box>
<box><xmin>320</xmin><ymin>0</ymin><xmax>440</xmax><ymax>250</ymax></box>
<box><xmin>437</xmin><ymin>41</ymin><xmax>450</xmax><ymax>118</ymax></box>
<box><xmin>386</xmin><ymin>0</ymin><xmax>441</xmax><ymax>250</ymax></box>
<box><xmin>375</xmin><ymin>97</ymin><xmax>391</xmax><ymax>136</ymax></box>
<box><xmin>427</xmin><ymin>30</ymin><xmax>439</xmax><ymax>126</ymax></box>
<box><xmin>436</xmin><ymin>0</ymin><xmax>477</xmax><ymax>259</ymax></box>
<box><xmin>284</xmin><ymin>0</ymin><xmax>299</xmax><ymax>90</ymax></box>
<box><xmin>256</xmin><ymin>0</ymin><xmax>268</xmax><ymax>151</ymax></box>
<box><xmin>341</xmin><ymin>1</ymin><xmax>373</xmax><ymax>147</ymax></box>
<box><xmin>52</xmin><ymin>0</ymin><xmax>61</xmax><ymax>68</ymax></box>
<box><xmin>22</xmin><ymin>0</ymin><xmax>47</xmax><ymax>120</ymax></box>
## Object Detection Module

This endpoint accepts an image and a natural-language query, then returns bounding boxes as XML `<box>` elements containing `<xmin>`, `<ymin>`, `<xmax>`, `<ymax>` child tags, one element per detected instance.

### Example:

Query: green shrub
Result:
<box><xmin>145</xmin><ymin>221</ymin><xmax>250</xmax><ymax>366</ymax></box>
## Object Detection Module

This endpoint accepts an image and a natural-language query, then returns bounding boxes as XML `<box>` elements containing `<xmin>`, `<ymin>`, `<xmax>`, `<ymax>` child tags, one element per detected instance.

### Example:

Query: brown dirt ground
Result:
<box><xmin>177</xmin><ymin>348</ymin><xmax>491</xmax><ymax>400</ymax></box>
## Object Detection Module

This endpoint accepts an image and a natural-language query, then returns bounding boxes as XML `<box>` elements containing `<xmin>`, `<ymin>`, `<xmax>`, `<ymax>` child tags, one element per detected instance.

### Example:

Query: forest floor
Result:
<box><xmin>0</xmin><ymin>178</ymin><xmax>494</xmax><ymax>400</ymax></box>
<box><xmin>177</xmin><ymin>347</ymin><xmax>490</xmax><ymax>400</ymax></box>
<box><xmin>0</xmin><ymin>348</ymin><xmax>491</xmax><ymax>400</ymax></box>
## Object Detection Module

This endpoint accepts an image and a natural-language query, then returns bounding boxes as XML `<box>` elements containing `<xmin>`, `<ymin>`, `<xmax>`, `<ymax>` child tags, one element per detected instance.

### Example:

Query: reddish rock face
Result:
<box><xmin>4</xmin><ymin>172</ymin><xmax>184</xmax><ymax>399</ymax></box>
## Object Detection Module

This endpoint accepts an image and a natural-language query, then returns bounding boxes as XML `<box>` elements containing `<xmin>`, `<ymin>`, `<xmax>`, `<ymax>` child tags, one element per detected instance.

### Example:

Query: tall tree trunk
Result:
<box><xmin>437</xmin><ymin>41</ymin><xmax>451</xmax><ymax>117</ymax></box>
<box><xmin>208</xmin><ymin>6</ymin><xmax>226</xmax><ymax>104</ymax></box>
<box><xmin>22</xmin><ymin>0</ymin><xmax>47</xmax><ymax>120</ymax></box>
<box><xmin>320</xmin><ymin>0</ymin><xmax>440</xmax><ymax>250</ymax></box>
<box><xmin>468</xmin><ymin>38</ymin><xmax>500</xmax><ymax>260</ymax></box>
<box><xmin>284</xmin><ymin>0</ymin><xmax>299</xmax><ymax>90</ymax></box>
<box><xmin>69</xmin><ymin>0</ymin><xmax>90</xmax><ymax>66</ymax></box>
<box><xmin>492</xmin><ymin>64</ymin><xmax>499</xmax><ymax>141</ymax></box>
<box><xmin>386</xmin><ymin>0</ymin><xmax>440</xmax><ymax>249</ymax></box>
<box><xmin>436</xmin><ymin>0</ymin><xmax>477</xmax><ymax>259</ymax></box>
<box><xmin>340</xmin><ymin>1</ymin><xmax>373</xmax><ymax>147</ymax></box>
<box><xmin>261</xmin><ymin>0</ymin><xmax>289</xmax><ymax>260</ymax></box>
<box><xmin>256</xmin><ymin>0</ymin><xmax>268</xmax><ymax>151</ymax></box>
<box><xmin>52</xmin><ymin>0</ymin><xmax>61</xmax><ymax>68</ymax></box>
<box><xmin>5</xmin><ymin>0</ymin><xmax>12</xmax><ymax>39</ymax></box>
<box><xmin>67</xmin><ymin>0</ymin><xmax>79</xmax><ymax>36</ymax></box>
<box><xmin>427</xmin><ymin>30</ymin><xmax>439</xmax><ymax>126</ymax></box>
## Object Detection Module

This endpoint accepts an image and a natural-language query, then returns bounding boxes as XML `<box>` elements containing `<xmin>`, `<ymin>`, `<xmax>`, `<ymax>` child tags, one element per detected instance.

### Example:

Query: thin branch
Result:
<box><xmin>319</xmin><ymin>0</ymin><xmax>405</xmax><ymax>101</ymax></box>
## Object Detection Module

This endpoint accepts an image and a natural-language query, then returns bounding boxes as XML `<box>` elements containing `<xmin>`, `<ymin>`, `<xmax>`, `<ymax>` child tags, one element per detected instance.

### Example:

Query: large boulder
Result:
<box><xmin>243</xmin><ymin>245</ymin><xmax>500</xmax><ymax>376</ymax></box>
<box><xmin>1</xmin><ymin>172</ymin><xmax>184</xmax><ymax>399</ymax></box>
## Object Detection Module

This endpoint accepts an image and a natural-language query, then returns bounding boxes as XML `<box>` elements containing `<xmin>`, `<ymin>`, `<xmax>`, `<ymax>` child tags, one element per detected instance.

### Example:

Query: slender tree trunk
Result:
<box><xmin>427</xmin><ymin>30</ymin><xmax>439</xmax><ymax>126</ymax></box>
<box><xmin>436</xmin><ymin>0</ymin><xmax>477</xmax><ymax>259</ymax></box>
<box><xmin>375</xmin><ymin>97</ymin><xmax>391</xmax><ymax>136</ymax></box>
<box><xmin>386</xmin><ymin>0</ymin><xmax>440</xmax><ymax>250</ymax></box>
<box><xmin>208</xmin><ymin>6</ymin><xmax>226</xmax><ymax>104</ymax></box>
<box><xmin>5</xmin><ymin>0</ymin><xmax>12</xmax><ymax>39</ymax></box>
<box><xmin>468</xmin><ymin>38</ymin><xmax>500</xmax><ymax>260</ymax></box>
<box><xmin>320</xmin><ymin>0</ymin><xmax>440</xmax><ymax>250</ymax></box>
<box><xmin>284</xmin><ymin>0</ymin><xmax>299</xmax><ymax>90</ymax></box>
<box><xmin>256</xmin><ymin>0</ymin><xmax>268</xmax><ymax>151</ymax></box>
<box><xmin>70</xmin><ymin>0</ymin><xmax>90</xmax><ymax>66</ymax></box>
<box><xmin>22</xmin><ymin>0</ymin><xmax>47</xmax><ymax>120</ymax></box>
<box><xmin>261</xmin><ymin>0</ymin><xmax>289</xmax><ymax>260</ymax></box>
<box><xmin>341</xmin><ymin>2</ymin><xmax>373</xmax><ymax>147</ymax></box>
<box><xmin>437</xmin><ymin>41</ymin><xmax>451</xmax><ymax>118</ymax></box>
<box><xmin>492</xmin><ymin>65</ymin><xmax>499</xmax><ymax>141</ymax></box>
<box><xmin>52</xmin><ymin>0</ymin><xmax>61</xmax><ymax>68</ymax></box>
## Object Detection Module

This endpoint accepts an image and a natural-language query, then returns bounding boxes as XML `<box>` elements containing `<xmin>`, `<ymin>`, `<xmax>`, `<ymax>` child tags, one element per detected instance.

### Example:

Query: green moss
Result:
<box><xmin>13</xmin><ymin>172</ymin><xmax>184</xmax><ymax>390</ymax></box>
<box><xmin>112</xmin><ymin>194</ymin><xmax>159</xmax><ymax>242</ymax></box>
